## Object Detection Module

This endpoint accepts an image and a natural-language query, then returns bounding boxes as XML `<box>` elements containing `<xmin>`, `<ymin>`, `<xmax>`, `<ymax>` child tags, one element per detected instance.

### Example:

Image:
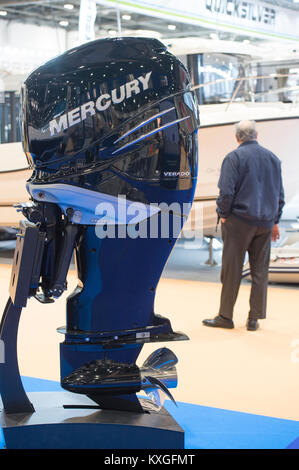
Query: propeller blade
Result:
<box><xmin>145</xmin><ymin>375</ymin><xmax>177</xmax><ymax>407</ymax></box>
<box><xmin>142</xmin><ymin>347</ymin><xmax>178</xmax><ymax>371</ymax></box>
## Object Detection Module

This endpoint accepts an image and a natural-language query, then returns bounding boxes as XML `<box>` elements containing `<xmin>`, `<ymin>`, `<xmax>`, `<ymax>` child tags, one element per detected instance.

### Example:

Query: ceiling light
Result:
<box><xmin>0</xmin><ymin>10</ymin><xmax>7</xmax><ymax>16</ymax></box>
<box><xmin>64</xmin><ymin>3</ymin><xmax>74</xmax><ymax>9</ymax></box>
<box><xmin>168</xmin><ymin>24</ymin><xmax>176</xmax><ymax>31</ymax></box>
<box><xmin>122</xmin><ymin>14</ymin><xmax>131</xmax><ymax>20</ymax></box>
<box><xmin>59</xmin><ymin>20</ymin><xmax>69</xmax><ymax>27</ymax></box>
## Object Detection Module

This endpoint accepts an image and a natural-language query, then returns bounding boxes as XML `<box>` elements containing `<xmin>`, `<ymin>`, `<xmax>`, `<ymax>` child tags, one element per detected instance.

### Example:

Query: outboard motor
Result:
<box><xmin>5</xmin><ymin>37</ymin><xmax>199</xmax><ymax>413</ymax></box>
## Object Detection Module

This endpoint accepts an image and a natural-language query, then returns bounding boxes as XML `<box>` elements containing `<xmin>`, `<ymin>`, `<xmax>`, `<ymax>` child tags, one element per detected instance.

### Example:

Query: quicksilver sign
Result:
<box><xmin>205</xmin><ymin>0</ymin><xmax>276</xmax><ymax>25</ymax></box>
<box><xmin>49</xmin><ymin>71</ymin><xmax>152</xmax><ymax>136</ymax></box>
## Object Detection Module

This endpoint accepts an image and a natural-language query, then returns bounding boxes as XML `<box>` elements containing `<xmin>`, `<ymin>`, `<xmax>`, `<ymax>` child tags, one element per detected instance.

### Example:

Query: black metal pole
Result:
<box><xmin>9</xmin><ymin>92</ymin><xmax>17</xmax><ymax>143</ymax></box>
<box><xmin>0</xmin><ymin>298</ymin><xmax>35</xmax><ymax>414</ymax></box>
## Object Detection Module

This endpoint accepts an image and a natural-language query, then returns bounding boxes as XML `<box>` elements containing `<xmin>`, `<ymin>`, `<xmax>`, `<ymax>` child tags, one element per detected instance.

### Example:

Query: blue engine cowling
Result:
<box><xmin>22</xmin><ymin>37</ymin><xmax>198</xmax><ymax>207</ymax></box>
<box><xmin>20</xmin><ymin>37</ymin><xmax>199</xmax><ymax>409</ymax></box>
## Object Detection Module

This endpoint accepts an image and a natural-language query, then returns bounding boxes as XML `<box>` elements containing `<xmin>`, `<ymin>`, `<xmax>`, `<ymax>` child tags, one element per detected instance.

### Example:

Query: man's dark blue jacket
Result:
<box><xmin>217</xmin><ymin>140</ymin><xmax>285</xmax><ymax>228</ymax></box>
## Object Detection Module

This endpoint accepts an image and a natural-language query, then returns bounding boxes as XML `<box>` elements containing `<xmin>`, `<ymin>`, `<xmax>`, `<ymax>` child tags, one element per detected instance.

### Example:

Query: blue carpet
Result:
<box><xmin>287</xmin><ymin>436</ymin><xmax>299</xmax><ymax>449</ymax></box>
<box><xmin>0</xmin><ymin>427</ymin><xmax>4</xmax><ymax>449</ymax></box>
<box><xmin>1</xmin><ymin>376</ymin><xmax>299</xmax><ymax>449</ymax></box>
<box><xmin>164</xmin><ymin>401</ymin><xmax>299</xmax><ymax>449</ymax></box>
<box><xmin>21</xmin><ymin>376</ymin><xmax>63</xmax><ymax>393</ymax></box>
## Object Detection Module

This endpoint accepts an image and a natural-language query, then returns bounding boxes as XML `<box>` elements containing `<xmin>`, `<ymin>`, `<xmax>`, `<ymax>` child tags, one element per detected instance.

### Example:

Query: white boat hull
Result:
<box><xmin>0</xmin><ymin>110</ymin><xmax>299</xmax><ymax>233</ymax></box>
<box><xmin>243</xmin><ymin>260</ymin><xmax>299</xmax><ymax>284</ymax></box>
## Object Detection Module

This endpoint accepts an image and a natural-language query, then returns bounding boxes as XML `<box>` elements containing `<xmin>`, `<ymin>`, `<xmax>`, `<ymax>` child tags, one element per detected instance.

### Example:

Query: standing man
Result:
<box><xmin>203</xmin><ymin>120</ymin><xmax>285</xmax><ymax>331</ymax></box>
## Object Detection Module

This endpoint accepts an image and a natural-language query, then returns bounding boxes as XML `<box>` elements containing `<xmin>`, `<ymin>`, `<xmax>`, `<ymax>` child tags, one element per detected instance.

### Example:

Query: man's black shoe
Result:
<box><xmin>202</xmin><ymin>315</ymin><xmax>234</xmax><ymax>329</ymax></box>
<box><xmin>247</xmin><ymin>319</ymin><xmax>259</xmax><ymax>331</ymax></box>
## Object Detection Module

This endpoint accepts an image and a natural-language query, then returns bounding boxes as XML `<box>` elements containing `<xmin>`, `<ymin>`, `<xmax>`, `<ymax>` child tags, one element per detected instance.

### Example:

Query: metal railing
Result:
<box><xmin>0</xmin><ymin>91</ymin><xmax>21</xmax><ymax>144</ymax></box>
<box><xmin>191</xmin><ymin>72</ymin><xmax>299</xmax><ymax>111</ymax></box>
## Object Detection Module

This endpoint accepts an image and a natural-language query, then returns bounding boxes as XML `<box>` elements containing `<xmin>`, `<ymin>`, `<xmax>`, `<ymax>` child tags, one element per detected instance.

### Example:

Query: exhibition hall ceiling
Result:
<box><xmin>0</xmin><ymin>0</ymin><xmax>299</xmax><ymax>44</ymax></box>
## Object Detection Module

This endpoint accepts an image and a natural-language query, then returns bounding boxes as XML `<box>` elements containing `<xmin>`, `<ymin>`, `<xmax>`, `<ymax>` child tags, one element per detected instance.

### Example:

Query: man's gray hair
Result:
<box><xmin>235</xmin><ymin>120</ymin><xmax>257</xmax><ymax>142</ymax></box>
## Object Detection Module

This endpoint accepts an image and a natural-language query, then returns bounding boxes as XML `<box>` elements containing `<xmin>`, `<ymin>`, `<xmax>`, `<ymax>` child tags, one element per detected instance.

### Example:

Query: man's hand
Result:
<box><xmin>272</xmin><ymin>224</ymin><xmax>280</xmax><ymax>242</ymax></box>
<box><xmin>221</xmin><ymin>218</ymin><xmax>226</xmax><ymax>223</ymax></box>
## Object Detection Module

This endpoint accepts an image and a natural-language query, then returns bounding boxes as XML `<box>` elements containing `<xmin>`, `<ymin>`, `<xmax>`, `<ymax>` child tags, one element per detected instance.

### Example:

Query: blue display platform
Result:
<box><xmin>1</xmin><ymin>377</ymin><xmax>299</xmax><ymax>449</ymax></box>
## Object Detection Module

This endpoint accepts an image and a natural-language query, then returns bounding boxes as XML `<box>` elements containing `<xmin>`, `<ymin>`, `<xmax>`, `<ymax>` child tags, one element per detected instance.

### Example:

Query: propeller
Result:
<box><xmin>140</xmin><ymin>347</ymin><xmax>178</xmax><ymax>410</ymax></box>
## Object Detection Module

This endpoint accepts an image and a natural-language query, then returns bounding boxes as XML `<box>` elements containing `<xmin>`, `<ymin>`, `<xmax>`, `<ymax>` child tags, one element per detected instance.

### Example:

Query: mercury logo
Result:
<box><xmin>49</xmin><ymin>71</ymin><xmax>152</xmax><ymax>136</ymax></box>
